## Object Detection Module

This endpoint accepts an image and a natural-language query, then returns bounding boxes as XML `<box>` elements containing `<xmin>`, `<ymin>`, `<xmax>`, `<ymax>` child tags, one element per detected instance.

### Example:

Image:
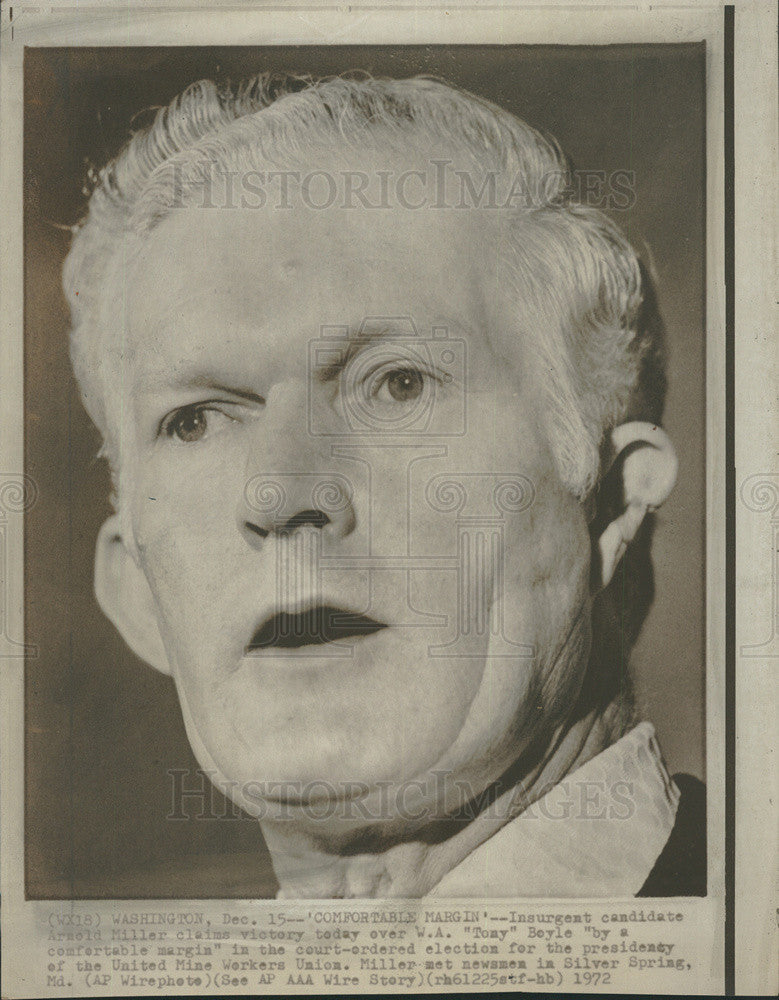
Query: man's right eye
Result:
<box><xmin>159</xmin><ymin>404</ymin><xmax>233</xmax><ymax>444</ymax></box>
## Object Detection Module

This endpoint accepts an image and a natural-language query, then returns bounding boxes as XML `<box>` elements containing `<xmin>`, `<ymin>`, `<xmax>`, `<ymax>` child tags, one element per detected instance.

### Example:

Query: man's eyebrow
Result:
<box><xmin>140</xmin><ymin>372</ymin><xmax>266</xmax><ymax>402</ymax></box>
<box><xmin>313</xmin><ymin>317</ymin><xmax>469</xmax><ymax>383</ymax></box>
<box><xmin>314</xmin><ymin>324</ymin><xmax>394</xmax><ymax>383</ymax></box>
<box><xmin>195</xmin><ymin>379</ymin><xmax>267</xmax><ymax>402</ymax></box>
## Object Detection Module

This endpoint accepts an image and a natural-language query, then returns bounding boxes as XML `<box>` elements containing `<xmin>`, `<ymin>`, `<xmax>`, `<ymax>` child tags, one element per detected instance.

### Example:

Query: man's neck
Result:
<box><xmin>259</xmin><ymin>701</ymin><xmax>625</xmax><ymax>900</ymax></box>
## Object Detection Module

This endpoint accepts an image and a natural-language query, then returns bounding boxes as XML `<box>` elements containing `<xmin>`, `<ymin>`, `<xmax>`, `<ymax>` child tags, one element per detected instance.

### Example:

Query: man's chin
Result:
<box><xmin>223</xmin><ymin>775</ymin><xmax>445</xmax><ymax>837</ymax></box>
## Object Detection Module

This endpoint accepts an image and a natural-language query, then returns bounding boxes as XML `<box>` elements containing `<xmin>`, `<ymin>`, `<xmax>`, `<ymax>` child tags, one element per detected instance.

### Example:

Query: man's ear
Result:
<box><xmin>94</xmin><ymin>514</ymin><xmax>172</xmax><ymax>675</ymax></box>
<box><xmin>595</xmin><ymin>421</ymin><xmax>678</xmax><ymax>590</ymax></box>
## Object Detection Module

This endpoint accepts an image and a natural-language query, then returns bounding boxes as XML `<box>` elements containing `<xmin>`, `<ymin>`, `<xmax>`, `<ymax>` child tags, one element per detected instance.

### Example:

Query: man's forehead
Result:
<box><xmin>124</xmin><ymin>200</ymin><xmax>504</xmax><ymax>358</ymax></box>
<box><xmin>142</xmin><ymin>189</ymin><xmax>498</xmax><ymax>259</ymax></box>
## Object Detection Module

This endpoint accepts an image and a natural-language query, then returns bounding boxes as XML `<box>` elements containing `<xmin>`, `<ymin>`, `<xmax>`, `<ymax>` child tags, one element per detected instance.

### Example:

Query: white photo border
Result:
<box><xmin>0</xmin><ymin>2</ymin><xmax>774</xmax><ymax>996</ymax></box>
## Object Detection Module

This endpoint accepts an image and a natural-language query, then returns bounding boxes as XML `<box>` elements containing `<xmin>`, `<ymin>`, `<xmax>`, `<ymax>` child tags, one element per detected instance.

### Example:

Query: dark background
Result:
<box><xmin>25</xmin><ymin>44</ymin><xmax>705</xmax><ymax>898</ymax></box>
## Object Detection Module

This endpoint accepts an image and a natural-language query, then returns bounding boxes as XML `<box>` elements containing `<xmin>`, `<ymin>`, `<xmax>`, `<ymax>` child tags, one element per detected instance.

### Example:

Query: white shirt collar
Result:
<box><xmin>427</xmin><ymin>721</ymin><xmax>680</xmax><ymax>898</ymax></box>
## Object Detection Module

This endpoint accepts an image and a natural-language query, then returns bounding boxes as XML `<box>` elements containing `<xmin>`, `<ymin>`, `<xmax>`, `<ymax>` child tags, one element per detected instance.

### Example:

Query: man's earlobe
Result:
<box><xmin>94</xmin><ymin>514</ymin><xmax>172</xmax><ymax>675</ymax></box>
<box><xmin>596</xmin><ymin>421</ymin><xmax>678</xmax><ymax>590</ymax></box>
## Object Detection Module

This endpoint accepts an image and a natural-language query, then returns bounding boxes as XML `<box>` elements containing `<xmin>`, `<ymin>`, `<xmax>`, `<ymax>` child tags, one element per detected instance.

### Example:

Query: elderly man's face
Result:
<box><xmin>119</xmin><ymin>181</ymin><xmax>592</xmax><ymax>824</ymax></box>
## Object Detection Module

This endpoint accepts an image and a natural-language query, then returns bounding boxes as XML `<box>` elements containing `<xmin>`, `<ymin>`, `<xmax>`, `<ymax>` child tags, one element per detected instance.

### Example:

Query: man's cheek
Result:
<box><xmin>135</xmin><ymin>535</ymin><xmax>190</xmax><ymax>631</ymax></box>
<box><xmin>513</xmin><ymin>474</ymin><xmax>589</xmax><ymax>576</ymax></box>
<box><xmin>131</xmin><ymin>496</ymin><xmax>180</xmax><ymax>575</ymax></box>
<box><xmin>131</xmin><ymin>467</ymin><xmax>224</xmax><ymax>550</ymax></box>
<box><xmin>502</xmin><ymin>492</ymin><xmax>589</xmax><ymax>636</ymax></box>
<box><xmin>130</xmin><ymin>501</ymin><xmax>206</xmax><ymax>618</ymax></box>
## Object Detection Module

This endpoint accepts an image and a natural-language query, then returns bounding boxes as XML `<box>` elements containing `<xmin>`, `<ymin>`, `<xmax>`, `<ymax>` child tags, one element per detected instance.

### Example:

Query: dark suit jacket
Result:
<box><xmin>637</xmin><ymin>774</ymin><xmax>706</xmax><ymax>896</ymax></box>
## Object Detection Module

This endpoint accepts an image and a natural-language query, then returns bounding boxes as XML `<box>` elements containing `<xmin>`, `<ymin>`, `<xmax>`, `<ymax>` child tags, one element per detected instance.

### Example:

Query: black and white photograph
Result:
<box><xmin>25</xmin><ymin>42</ymin><xmax>706</xmax><ymax>902</ymax></box>
<box><xmin>1</xmin><ymin>2</ymin><xmax>776</xmax><ymax>996</ymax></box>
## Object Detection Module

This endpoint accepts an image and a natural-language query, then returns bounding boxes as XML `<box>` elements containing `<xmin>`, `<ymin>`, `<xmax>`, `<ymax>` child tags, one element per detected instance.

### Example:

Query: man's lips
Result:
<box><xmin>245</xmin><ymin>605</ymin><xmax>389</xmax><ymax>652</ymax></box>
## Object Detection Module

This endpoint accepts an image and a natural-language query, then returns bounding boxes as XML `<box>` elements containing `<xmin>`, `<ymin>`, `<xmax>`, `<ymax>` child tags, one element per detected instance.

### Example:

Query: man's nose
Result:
<box><xmin>235</xmin><ymin>385</ymin><xmax>356</xmax><ymax>548</ymax></box>
<box><xmin>239</xmin><ymin>481</ymin><xmax>357</xmax><ymax>548</ymax></box>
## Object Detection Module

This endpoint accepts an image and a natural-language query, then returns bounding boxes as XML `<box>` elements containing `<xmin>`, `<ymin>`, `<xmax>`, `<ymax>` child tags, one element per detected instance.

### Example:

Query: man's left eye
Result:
<box><xmin>372</xmin><ymin>368</ymin><xmax>426</xmax><ymax>403</ymax></box>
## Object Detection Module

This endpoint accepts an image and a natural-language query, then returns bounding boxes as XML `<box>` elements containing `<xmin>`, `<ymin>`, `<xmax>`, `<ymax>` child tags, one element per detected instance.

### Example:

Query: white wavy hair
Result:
<box><xmin>63</xmin><ymin>73</ymin><xmax>665</xmax><ymax>499</ymax></box>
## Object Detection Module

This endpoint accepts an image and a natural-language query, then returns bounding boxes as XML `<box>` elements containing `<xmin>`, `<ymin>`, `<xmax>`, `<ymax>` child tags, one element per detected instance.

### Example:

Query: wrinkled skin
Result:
<box><xmin>117</xmin><ymin>198</ymin><xmax>593</xmax><ymax>831</ymax></box>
